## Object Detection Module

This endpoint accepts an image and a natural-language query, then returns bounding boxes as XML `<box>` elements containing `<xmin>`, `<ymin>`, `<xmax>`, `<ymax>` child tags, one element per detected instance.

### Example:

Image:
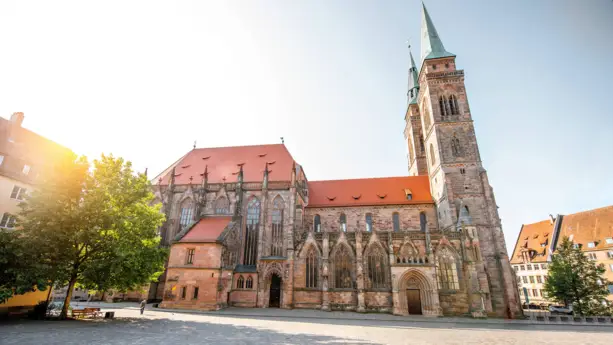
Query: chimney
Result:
<box><xmin>10</xmin><ymin>112</ymin><xmax>24</xmax><ymax>127</ymax></box>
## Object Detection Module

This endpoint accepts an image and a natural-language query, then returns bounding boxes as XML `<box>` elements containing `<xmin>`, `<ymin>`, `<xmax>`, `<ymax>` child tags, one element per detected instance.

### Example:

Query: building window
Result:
<box><xmin>460</xmin><ymin>168</ymin><xmax>466</xmax><ymax>175</ymax></box>
<box><xmin>429</xmin><ymin>143</ymin><xmax>436</xmax><ymax>166</ymax></box>
<box><xmin>313</xmin><ymin>214</ymin><xmax>321</xmax><ymax>232</ymax></box>
<box><xmin>588</xmin><ymin>253</ymin><xmax>597</xmax><ymax>260</ymax></box>
<box><xmin>436</xmin><ymin>248</ymin><xmax>459</xmax><ymax>290</ymax></box>
<box><xmin>179</xmin><ymin>199</ymin><xmax>194</xmax><ymax>230</ymax></box>
<box><xmin>423</xmin><ymin>103</ymin><xmax>432</xmax><ymax>130</ymax></box>
<box><xmin>606</xmin><ymin>237</ymin><xmax>613</xmax><ymax>245</ymax></box>
<box><xmin>237</xmin><ymin>275</ymin><xmax>245</xmax><ymax>289</ymax></box>
<box><xmin>244</xmin><ymin>198</ymin><xmax>261</xmax><ymax>265</ymax></box>
<box><xmin>392</xmin><ymin>213</ymin><xmax>400</xmax><ymax>232</ymax></box>
<box><xmin>0</xmin><ymin>155</ymin><xmax>4</xmax><ymax>165</ymax></box>
<box><xmin>532</xmin><ymin>289</ymin><xmax>539</xmax><ymax>297</ymax></box>
<box><xmin>607</xmin><ymin>251</ymin><xmax>613</xmax><ymax>259</ymax></box>
<box><xmin>365</xmin><ymin>245</ymin><xmax>388</xmax><ymax>289</ymax></box>
<box><xmin>10</xmin><ymin>186</ymin><xmax>27</xmax><ymax>201</ymax></box>
<box><xmin>536</xmin><ymin>275</ymin><xmax>542</xmax><ymax>283</ymax></box>
<box><xmin>526</xmin><ymin>264</ymin><xmax>532</xmax><ymax>270</ymax></box>
<box><xmin>246</xmin><ymin>276</ymin><xmax>253</xmax><ymax>289</ymax></box>
<box><xmin>193</xmin><ymin>287</ymin><xmax>199</xmax><ymax>300</ymax></box>
<box><xmin>522</xmin><ymin>276</ymin><xmax>528</xmax><ymax>284</ymax></box>
<box><xmin>22</xmin><ymin>164</ymin><xmax>31</xmax><ymax>175</ymax></box>
<box><xmin>610</xmin><ymin>264</ymin><xmax>613</xmax><ymax>272</ymax></box>
<box><xmin>306</xmin><ymin>248</ymin><xmax>319</xmax><ymax>288</ymax></box>
<box><xmin>419</xmin><ymin>134</ymin><xmax>425</xmax><ymax>154</ymax></box>
<box><xmin>0</xmin><ymin>213</ymin><xmax>16</xmax><ymax>229</ymax></box>
<box><xmin>214</xmin><ymin>196</ymin><xmax>230</xmax><ymax>214</ymax></box>
<box><xmin>365</xmin><ymin>214</ymin><xmax>373</xmax><ymax>232</ymax></box>
<box><xmin>541</xmin><ymin>264</ymin><xmax>547</xmax><ymax>269</ymax></box>
<box><xmin>520</xmin><ymin>265</ymin><xmax>525</xmax><ymax>271</ymax></box>
<box><xmin>608</xmin><ymin>285</ymin><xmax>613</xmax><ymax>294</ymax></box>
<box><xmin>439</xmin><ymin>95</ymin><xmax>449</xmax><ymax>117</ymax></box>
<box><xmin>513</xmin><ymin>266</ymin><xmax>518</xmax><ymax>272</ymax></box>
<box><xmin>543</xmin><ymin>275</ymin><xmax>547</xmax><ymax>282</ymax></box>
<box><xmin>271</xmin><ymin>196</ymin><xmax>284</xmax><ymax>257</ymax></box>
<box><xmin>180</xmin><ymin>286</ymin><xmax>187</xmax><ymax>300</ymax></box>
<box><xmin>529</xmin><ymin>276</ymin><xmax>535</xmax><ymax>283</ymax></box>
<box><xmin>449</xmin><ymin>94</ymin><xmax>459</xmax><ymax>115</ymax></box>
<box><xmin>339</xmin><ymin>213</ymin><xmax>347</xmax><ymax>232</ymax></box>
<box><xmin>587</xmin><ymin>242</ymin><xmax>596</xmax><ymax>248</ymax></box>
<box><xmin>332</xmin><ymin>245</ymin><xmax>354</xmax><ymax>289</ymax></box>
<box><xmin>186</xmin><ymin>248</ymin><xmax>195</xmax><ymax>265</ymax></box>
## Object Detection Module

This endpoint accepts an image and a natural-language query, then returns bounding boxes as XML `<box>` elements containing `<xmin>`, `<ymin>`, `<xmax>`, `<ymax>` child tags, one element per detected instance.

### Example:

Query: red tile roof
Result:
<box><xmin>559</xmin><ymin>205</ymin><xmax>613</xmax><ymax>251</ymax></box>
<box><xmin>307</xmin><ymin>176</ymin><xmax>432</xmax><ymax>208</ymax></box>
<box><xmin>180</xmin><ymin>217</ymin><xmax>232</xmax><ymax>243</ymax></box>
<box><xmin>157</xmin><ymin>144</ymin><xmax>296</xmax><ymax>185</ymax></box>
<box><xmin>510</xmin><ymin>219</ymin><xmax>554</xmax><ymax>264</ymax></box>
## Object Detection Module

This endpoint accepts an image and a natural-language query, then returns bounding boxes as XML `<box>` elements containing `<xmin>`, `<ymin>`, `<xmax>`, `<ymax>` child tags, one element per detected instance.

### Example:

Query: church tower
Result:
<box><xmin>404</xmin><ymin>48</ymin><xmax>428</xmax><ymax>176</ymax></box>
<box><xmin>410</xmin><ymin>3</ymin><xmax>520</xmax><ymax>316</ymax></box>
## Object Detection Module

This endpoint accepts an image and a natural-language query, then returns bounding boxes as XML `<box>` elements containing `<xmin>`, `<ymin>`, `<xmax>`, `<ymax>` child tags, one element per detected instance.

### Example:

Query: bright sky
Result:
<box><xmin>1</xmin><ymin>0</ymin><xmax>612</xmax><ymax>253</ymax></box>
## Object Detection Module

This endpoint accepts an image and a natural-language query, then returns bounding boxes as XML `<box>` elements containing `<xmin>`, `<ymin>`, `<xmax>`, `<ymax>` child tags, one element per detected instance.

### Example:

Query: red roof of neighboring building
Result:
<box><xmin>510</xmin><ymin>219</ymin><xmax>554</xmax><ymax>264</ymax></box>
<box><xmin>307</xmin><ymin>176</ymin><xmax>432</xmax><ymax>208</ymax></box>
<box><xmin>180</xmin><ymin>217</ymin><xmax>232</xmax><ymax>243</ymax></box>
<box><xmin>559</xmin><ymin>205</ymin><xmax>613</xmax><ymax>251</ymax></box>
<box><xmin>157</xmin><ymin>144</ymin><xmax>296</xmax><ymax>185</ymax></box>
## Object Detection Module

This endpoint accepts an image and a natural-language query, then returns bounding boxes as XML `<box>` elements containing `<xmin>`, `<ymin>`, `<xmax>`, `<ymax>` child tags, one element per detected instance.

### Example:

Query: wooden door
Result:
<box><xmin>269</xmin><ymin>274</ymin><xmax>282</xmax><ymax>308</ymax></box>
<box><xmin>406</xmin><ymin>289</ymin><xmax>422</xmax><ymax>315</ymax></box>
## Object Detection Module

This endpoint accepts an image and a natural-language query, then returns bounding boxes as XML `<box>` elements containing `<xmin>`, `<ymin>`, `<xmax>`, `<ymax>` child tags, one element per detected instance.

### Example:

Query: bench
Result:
<box><xmin>71</xmin><ymin>307</ymin><xmax>101</xmax><ymax>319</ymax></box>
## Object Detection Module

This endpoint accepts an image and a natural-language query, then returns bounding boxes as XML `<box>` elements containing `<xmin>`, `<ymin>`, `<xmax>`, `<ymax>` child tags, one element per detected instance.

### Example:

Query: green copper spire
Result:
<box><xmin>421</xmin><ymin>2</ymin><xmax>455</xmax><ymax>62</ymax></box>
<box><xmin>408</xmin><ymin>46</ymin><xmax>419</xmax><ymax>105</ymax></box>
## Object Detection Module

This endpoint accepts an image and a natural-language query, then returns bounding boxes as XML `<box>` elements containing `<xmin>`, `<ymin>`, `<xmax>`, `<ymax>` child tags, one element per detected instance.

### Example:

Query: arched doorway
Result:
<box><xmin>395</xmin><ymin>269</ymin><xmax>442</xmax><ymax>316</ymax></box>
<box><xmin>269</xmin><ymin>273</ymin><xmax>282</xmax><ymax>308</ymax></box>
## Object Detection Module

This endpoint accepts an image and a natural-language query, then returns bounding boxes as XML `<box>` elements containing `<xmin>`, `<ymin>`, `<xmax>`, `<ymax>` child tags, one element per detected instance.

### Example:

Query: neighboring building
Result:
<box><xmin>511</xmin><ymin>206</ymin><xmax>613</xmax><ymax>307</ymax></box>
<box><xmin>50</xmin><ymin>286</ymin><xmax>90</xmax><ymax>302</ymax></box>
<box><xmin>152</xmin><ymin>4</ymin><xmax>520</xmax><ymax>318</ymax></box>
<box><xmin>0</xmin><ymin>112</ymin><xmax>73</xmax><ymax>313</ymax></box>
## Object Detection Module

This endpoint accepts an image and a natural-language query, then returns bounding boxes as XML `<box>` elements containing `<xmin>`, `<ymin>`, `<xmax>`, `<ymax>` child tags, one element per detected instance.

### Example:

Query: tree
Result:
<box><xmin>544</xmin><ymin>237</ymin><xmax>612</xmax><ymax>316</ymax></box>
<box><xmin>0</xmin><ymin>230</ymin><xmax>52</xmax><ymax>304</ymax></box>
<box><xmin>17</xmin><ymin>154</ymin><xmax>167</xmax><ymax>318</ymax></box>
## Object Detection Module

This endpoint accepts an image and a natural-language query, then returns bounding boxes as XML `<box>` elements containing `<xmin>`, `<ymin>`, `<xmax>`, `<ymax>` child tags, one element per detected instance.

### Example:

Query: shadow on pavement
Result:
<box><xmin>0</xmin><ymin>317</ymin><xmax>378</xmax><ymax>345</ymax></box>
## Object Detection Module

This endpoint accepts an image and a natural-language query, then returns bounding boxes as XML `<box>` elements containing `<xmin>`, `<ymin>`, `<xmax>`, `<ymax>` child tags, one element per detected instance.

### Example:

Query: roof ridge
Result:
<box><xmin>562</xmin><ymin>205</ymin><xmax>613</xmax><ymax>217</ymax></box>
<box><xmin>310</xmin><ymin>175</ymin><xmax>427</xmax><ymax>183</ymax></box>
<box><xmin>192</xmin><ymin>143</ymin><xmax>285</xmax><ymax>150</ymax></box>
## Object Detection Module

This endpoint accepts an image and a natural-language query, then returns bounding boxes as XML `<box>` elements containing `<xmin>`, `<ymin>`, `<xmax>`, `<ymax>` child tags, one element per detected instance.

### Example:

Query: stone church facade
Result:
<box><xmin>153</xmin><ymin>5</ymin><xmax>521</xmax><ymax>318</ymax></box>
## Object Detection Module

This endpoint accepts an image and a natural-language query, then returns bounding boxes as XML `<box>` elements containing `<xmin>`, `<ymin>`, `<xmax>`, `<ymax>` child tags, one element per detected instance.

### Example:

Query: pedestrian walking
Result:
<box><xmin>140</xmin><ymin>299</ymin><xmax>146</xmax><ymax>315</ymax></box>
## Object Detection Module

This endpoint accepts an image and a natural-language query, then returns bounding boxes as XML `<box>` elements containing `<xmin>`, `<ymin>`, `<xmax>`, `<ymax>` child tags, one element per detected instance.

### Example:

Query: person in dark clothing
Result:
<box><xmin>140</xmin><ymin>299</ymin><xmax>146</xmax><ymax>315</ymax></box>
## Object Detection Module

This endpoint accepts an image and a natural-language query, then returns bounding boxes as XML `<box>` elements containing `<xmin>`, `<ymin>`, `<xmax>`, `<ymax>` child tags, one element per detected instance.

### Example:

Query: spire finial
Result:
<box><xmin>421</xmin><ymin>2</ymin><xmax>455</xmax><ymax>63</ymax></box>
<box><xmin>193</xmin><ymin>140</ymin><xmax>196</xmax><ymax>150</ymax></box>
<box><xmin>280</xmin><ymin>137</ymin><xmax>284</xmax><ymax>144</ymax></box>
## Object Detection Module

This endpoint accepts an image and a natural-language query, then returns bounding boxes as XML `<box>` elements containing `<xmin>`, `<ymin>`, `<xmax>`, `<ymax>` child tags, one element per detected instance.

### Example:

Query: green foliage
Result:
<box><xmin>0</xmin><ymin>230</ymin><xmax>52</xmax><ymax>304</ymax></box>
<box><xmin>544</xmin><ymin>237</ymin><xmax>612</xmax><ymax>316</ymax></box>
<box><xmin>16</xmin><ymin>154</ymin><xmax>167</xmax><ymax>318</ymax></box>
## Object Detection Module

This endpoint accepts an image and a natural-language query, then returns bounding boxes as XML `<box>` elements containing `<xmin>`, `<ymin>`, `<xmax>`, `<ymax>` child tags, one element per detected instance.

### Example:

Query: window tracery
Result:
<box><xmin>214</xmin><ymin>196</ymin><xmax>230</xmax><ymax>214</ymax></box>
<box><xmin>365</xmin><ymin>245</ymin><xmax>388</xmax><ymax>289</ymax></box>
<box><xmin>332</xmin><ymin>245</ymin><xmax>354</xmax><ymax>289</ymax></box>
<box><xmin>243</xmin><ymin>197</ymin><xmax>260</xmax><ymax>265</ymax></box>
<box><xmin>305</xmin><ymin>248</ymin><xmax>319</xmax><ymax>288</ymax></box>
<box><xmin>271</xmin><ymin>196</ymin><xmax>284</xmax><ymax>256</ymax></box>
<box><xmin>436</xmin><ymin>247</ymin><xmax>459</xmax><ymax>290</ymax></box>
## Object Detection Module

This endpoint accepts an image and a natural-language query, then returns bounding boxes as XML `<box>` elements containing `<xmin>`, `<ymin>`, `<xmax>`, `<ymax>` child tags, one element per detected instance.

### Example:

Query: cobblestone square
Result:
<box><xmin>1</xmin><ymin>305</ymin><xmax>613</xmax><ymax>345</ymax></box>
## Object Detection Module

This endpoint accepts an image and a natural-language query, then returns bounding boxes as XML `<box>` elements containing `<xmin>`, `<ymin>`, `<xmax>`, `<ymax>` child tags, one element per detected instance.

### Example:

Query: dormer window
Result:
<box><xmin>23</xmin><ymin>165</ymin><xmax>31</xmax><ymax>175</ymax></box>
<box><xmin>587</xmin><ymin>242</ymin><xmax>596</xmax><ymax>248</ymax></box>
<box><xmin>404</xmin><ymin>189</ymin><xmax>413</xmax><ymax>200</ymax></box>
<box><xmin>606</xmin><ymin>237</ymin><xmax>613</xmax><ymax>245</ymax></box>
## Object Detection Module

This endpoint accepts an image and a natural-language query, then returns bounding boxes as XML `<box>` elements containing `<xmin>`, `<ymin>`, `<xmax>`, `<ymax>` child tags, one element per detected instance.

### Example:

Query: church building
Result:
<box><xmin>153</xmin><ymin>4</ymin><xmax>521</xmax><ymax>318</ymax></box>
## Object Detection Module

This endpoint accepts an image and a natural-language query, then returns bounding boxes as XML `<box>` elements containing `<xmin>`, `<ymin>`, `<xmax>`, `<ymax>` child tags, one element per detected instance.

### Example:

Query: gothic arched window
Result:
<box><xmin>365</xmin><ymin>213</ymin><xmax>373</xmax><ymax>232</ymax></box>
<box><xmin>179</xmin><ymin>198</ymin><xmax>194</xmax><ymax>230</ymax></box>
<box><xmin>423</xmin><ymin>103</ymin><xmax>432</xmax><ymax>130</ymax></box>
<box><xmin>214</xmin><ymin>196</ymin><xmax>230</xmax><ymax>214</ymax></box>
<box><xmin>237</xmin><ymin>275</ymin><xmax>245</xmax><ymax>289</ymax></box>
<box><xmin>436</xmin><ymin>248</ymin><xmax>459</xmax><ymax>290</ymax></box>
<box><xmin>332</xmin><ymin>245</ymin><xmax>354</xmax><ymax>289</ymax></box>
<box><xmin>439</xmin><ymin>96</ymin><xmax>448</xmax><ymax>117</ymax></box>
<box><xmin>430</xmin><ymin>143</ymin><xmax>436</xmax><ymax>166</ymax></box>
<box><xmin>313</xmin><ymin>214</ymin><xmax>321</xmax><ymax>232</ymax></box>
<box><xmin>451</xmin><ymin>136</ymin><xmax>462</xmax><ymax>157</ymax></box>
<box><xmin>271</xmin><ymin>196</ymin><xmax>284</xmax><ymax>256</ymax></box>
<box><xmin>243</xmin><ymin>197</ymin><xmax>261</xmax><ymax>265</ymax></box>
<box><xmin>449</xmin><ymin>94</ymin><xmax>459</xmax><ymax>115</ymax></box>
<box><xmin>306</xmin><ymin>248</ymin><xmax>319</xmax><ymax>288</ymax></box>
<box><xmin>365</xmin><ymin>245</ymin><xmax>388</xmax><ymax>289</ymax></box>
<box><xmin>246</xmin><ymin>276</ymin><xmax>253</xmax><ymax>289</ymax></box>
<box><xmin>340</xmin><ymin>213</ymin><xmax>347</xmax><ymax>232</ymax></box>
<box><xmin>392</xmin><ymin>212</ymin><xmax>400</xmax><ymax>232</ymax></box>
<box><xmin>419</xmin><ymin>212</ymin><xmax>427</xmax><ymax>232</ymax></box>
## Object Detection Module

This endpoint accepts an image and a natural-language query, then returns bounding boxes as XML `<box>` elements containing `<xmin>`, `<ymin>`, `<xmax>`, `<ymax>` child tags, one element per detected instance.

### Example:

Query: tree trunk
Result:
<box><xmin>60</xmin><ymin>276</ymin><xmax>77</xmax><ymax>319</ymax></box>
